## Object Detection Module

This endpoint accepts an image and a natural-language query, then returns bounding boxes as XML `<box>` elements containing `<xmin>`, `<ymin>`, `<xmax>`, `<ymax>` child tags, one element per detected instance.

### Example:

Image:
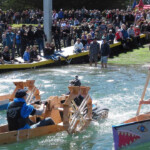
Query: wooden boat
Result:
<box><xmin>0</xmin><ymin>80</ymin><xmax>40</xmax><ymax>110</ymax></box>
<box><xmin>0</xmin><ymin>86</ymin><xmax>92</xmax><ymax>145</ymax></box>
<box><xmin>112</xmin><ymin>68</ymin><xmax>150</xmax><ymax>150</ymax></box>
<box><xmin>0</xmin><ymin>80</ymin><xmax>109</xmax><ymax>121</ymax></box>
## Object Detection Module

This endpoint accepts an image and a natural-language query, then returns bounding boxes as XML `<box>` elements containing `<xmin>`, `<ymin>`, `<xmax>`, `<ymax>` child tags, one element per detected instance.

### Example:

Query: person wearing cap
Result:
<box><xmin>107</xmin><ymin>29</ymin><xmax>115</xmax><ymax>44</ymax></box>
<box><xmin>89</xmin><ymin>37</ymin><xmax>100</xmax><ymax>67</ymax></box>
<box><xmin>7</xmin><ymin>89</ymin><xmax>55</xmax><ymax>131</ymax></box>
<box><xmin>100</xmin><ymin>37</ymin><xmax>110</xmax><ymax>68</ymax></box>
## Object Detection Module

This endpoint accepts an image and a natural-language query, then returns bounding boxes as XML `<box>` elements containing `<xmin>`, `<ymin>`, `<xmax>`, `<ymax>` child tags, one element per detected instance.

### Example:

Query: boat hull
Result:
<box><xmin>113</xmin><ymin>119</ymin><xmax>150</xmax><ymax>150</ymax></box>
<box><xmin>0</xmin><ymin>124</ymin><xmax>65</xmax><ymax>145</ymax></box>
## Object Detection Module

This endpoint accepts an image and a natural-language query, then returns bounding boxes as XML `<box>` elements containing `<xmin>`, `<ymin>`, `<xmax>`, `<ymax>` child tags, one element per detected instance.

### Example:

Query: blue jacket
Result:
<box><xmin>23</xmin><ymin>51</ymin><xmax>30</xmax><ymax>61</ymax></box>
<box><xmin>7</xmin><ymin>98</ymin><xmax>34</xmax><ymax>130</ymax></box>
<box><xmin>121</xmin><ymin>29</ymin><xmax>129</xmax><ymax>40</ymax></box>
<box><xmin>6</xmin><ymin>32</ymin><xmax>15</xmax><ymax>46</ymax></box>
<box><xmin>16</xmin><ymin>35</ymin><xmax>21</xmax><ymax>44</ymax></box>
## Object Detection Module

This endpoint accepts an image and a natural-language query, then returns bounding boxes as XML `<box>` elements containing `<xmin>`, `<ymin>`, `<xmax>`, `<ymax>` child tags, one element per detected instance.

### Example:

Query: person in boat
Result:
<box><xmin>30</xmin><ymin>45</ymin><xmax>41</xmax><ymax>62</ymax></box>
<box><xmin>23</xmin><ymin>46</ymin><xmax>31</xmax><ymax>63</ymax></box>
<box><xmin>68</xmin><ymin>76</ymin><xmax>84</xmax><ymax>106</ymax></box>
<box><xmin>7</xmin><ymin>89</ymin><xmax>55</xmax><ymax>131</ymax></box>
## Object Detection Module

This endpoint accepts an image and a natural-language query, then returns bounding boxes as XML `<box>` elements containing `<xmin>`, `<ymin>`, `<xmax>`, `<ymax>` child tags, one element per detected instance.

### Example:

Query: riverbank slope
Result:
<box><xmin>108</xmin><ymin>45</ymin><xmax>150</xmax><ymax>65</ymax></box>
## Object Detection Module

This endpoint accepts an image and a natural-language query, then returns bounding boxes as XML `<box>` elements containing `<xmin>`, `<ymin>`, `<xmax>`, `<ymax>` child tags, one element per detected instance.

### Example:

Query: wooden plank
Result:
<box><xmin>136</xmin><ymin>69</ymin><xmax>150</xmax><ymax>116</ymax></box>
<box><xmin>0</xmin><ymin>125</ymin><xmax>65</xmax><ymax>145</ymax></box>
<box><xmin>0</xmin><ymin>94</ymin><xmax>11</xmax><ymax>101</ymax></box>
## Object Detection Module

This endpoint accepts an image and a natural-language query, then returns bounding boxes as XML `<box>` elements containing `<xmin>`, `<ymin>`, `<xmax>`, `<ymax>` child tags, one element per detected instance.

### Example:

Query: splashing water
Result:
<box><xmin>0</xmin><ymin>64</ymin><xmax>150</xmax><ymax>150</ymax></box>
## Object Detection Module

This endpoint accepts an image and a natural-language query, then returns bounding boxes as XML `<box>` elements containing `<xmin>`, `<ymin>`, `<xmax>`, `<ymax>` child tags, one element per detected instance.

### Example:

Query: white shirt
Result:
<box><xmin>74</xmin><ymin>42</ymin><xmax>84</xmax><ymax>51</ymax></box>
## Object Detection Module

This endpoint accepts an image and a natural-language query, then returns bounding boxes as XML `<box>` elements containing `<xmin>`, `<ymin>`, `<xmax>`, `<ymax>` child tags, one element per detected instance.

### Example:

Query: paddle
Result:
<box><xmin>136</xmin><ymin>68</ymin><xmax>150</xmax><ymax>116</ymax></box>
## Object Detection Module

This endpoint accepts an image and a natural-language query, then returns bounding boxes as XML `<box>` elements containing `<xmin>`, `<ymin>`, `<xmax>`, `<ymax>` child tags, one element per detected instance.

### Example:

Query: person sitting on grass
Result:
<box><xmin>30</xmin><ymin>46</ymin><xmax>41</xmax><ymax>62</ymax></box>
<box><xmin>74</xmin><ymin>38</ymin><xmax>84</xmax><ymax>54</ymax></box>
<box><xmin>2</xmin><ymin>46</ymin><xmax>14</xmax><ymax>64</ymax></box>
<box><xmin>7</xmin><ymin>89</ymin><xmax>55</xmax><ymax>131</ymax></box>
<box><xmin>23</xmin><ymin>46</ymin><xmax>31</xmax><ymax>63</ymax></box>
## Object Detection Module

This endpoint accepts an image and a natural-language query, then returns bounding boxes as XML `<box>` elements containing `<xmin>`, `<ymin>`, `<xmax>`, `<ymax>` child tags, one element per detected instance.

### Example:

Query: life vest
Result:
<box><xmin>7</xmin><ymin>102</ymin><xmax>30</xmax><ymax>131</ymax></box>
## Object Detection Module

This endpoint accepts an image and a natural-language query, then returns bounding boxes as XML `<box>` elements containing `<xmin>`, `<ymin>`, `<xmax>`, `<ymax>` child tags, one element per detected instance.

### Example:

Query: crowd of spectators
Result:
<box><xmin>0</xmin><ymin>7</ymin><xmax>150</xmax><ymax>64</ymax></box>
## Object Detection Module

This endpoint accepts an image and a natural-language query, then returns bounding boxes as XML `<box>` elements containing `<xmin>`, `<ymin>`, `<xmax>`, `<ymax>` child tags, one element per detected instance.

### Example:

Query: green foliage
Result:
<box><xmin>1</xmin><ymin>0</ymin><xmax>130</xmax><ymax>11</ymax></box>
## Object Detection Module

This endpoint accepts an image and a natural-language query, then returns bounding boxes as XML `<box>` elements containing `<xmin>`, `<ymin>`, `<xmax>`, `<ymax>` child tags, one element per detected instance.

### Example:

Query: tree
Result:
<box><xmin>1</xmin><ymin>0</ymin><xmax>130</xmax><ymax>11</ymax></box>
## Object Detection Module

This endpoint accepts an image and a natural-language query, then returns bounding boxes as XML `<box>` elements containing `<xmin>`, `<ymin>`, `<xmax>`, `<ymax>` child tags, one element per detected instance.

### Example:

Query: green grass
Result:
<box><xmin>108</xmin><ymin>45</ymin><xmax>150</xmax><ymax>65</ymax></box>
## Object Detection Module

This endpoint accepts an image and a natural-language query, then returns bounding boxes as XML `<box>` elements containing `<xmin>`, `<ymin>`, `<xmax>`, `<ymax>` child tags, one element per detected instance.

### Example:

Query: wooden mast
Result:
<box><xmin>136</xmin><ymin>68</ymin><xmax>150</xmax><ymax>116</ymax></box>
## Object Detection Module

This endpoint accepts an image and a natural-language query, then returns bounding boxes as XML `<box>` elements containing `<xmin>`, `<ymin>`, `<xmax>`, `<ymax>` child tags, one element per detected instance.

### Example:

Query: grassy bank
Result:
<box><xmin>108</xmin><ymin>45</ymin><xmax>150</xmax><ymax>65</ymax></box>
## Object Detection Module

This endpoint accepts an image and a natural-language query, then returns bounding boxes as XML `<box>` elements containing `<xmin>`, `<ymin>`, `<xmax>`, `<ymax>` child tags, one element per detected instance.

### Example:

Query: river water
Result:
<box><xmin>0</xmin><ymin>64</ymin><xmax>150</xmax><ymax>150</ymax></box>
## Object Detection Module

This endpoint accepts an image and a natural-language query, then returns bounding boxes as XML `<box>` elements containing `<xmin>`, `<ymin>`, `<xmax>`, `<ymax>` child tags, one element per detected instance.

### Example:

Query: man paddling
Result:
<box><xmin>7</xmin><ymin>89</ymin><xmax>55</xmax><ymax>131</ymax></box>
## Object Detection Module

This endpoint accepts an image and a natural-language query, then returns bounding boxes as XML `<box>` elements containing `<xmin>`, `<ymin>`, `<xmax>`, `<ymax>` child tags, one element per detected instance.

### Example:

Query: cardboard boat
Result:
<box><xmin>112</xmin><ymin>69</ymin><xmax>150</xmax><ymax>150</ymax></box>
<box><xmin>0</xmin><ymin>80</ymin><xmax>40</xmax><ymax>110</ymax></box>
<box><xmin>0</xmin><ymin>80</ymin><xmax>109</xmax><ymax>121</ymax></box>
<box><xmin>0</xmin><ymin>86</ymin><xmax>92</xmax><ymax>145</ymax></box>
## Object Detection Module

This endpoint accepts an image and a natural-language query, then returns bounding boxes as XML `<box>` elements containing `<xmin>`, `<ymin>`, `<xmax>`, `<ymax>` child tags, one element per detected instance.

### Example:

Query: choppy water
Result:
<box><xmin>0</xmin><ymin>64</ymin><xmax>150</xmax><ymax>150</ymax></box>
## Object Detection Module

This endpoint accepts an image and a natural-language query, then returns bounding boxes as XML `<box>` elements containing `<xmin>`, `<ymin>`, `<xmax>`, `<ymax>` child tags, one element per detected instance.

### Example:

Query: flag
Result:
<box><xmin>132</xmin><ymin>0</ymin><xmax>137</xmax><ymax>9</ymax></box>
<box><xmin>138</xmin><ymin>0</ymin><xmax>144</xmax><ymax>8</ymax></box>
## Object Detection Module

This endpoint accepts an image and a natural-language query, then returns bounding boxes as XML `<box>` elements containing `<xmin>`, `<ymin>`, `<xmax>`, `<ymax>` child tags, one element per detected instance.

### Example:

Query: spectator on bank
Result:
<box><xmin>2</xmin><ymin>31</ymin><xmax>6</xmax><ymax>48</ymax></box>
<box><xmin>127</xmin><ymin>25</ymin><xmax>138</xmax><ymax>47</ymax></box>
<box><xmin>34</xmin><ymin>25</ymin><xmax>45</xmax><ymax>55</ymax></box>
<box><xmin>134</xmin><ymin>25</ymin><xmax>141</xmax><ymax>46</ymax></box>
<box><xmin>23</xmin><ymin>46</ymin><xmax>30</xmax><ymax>63</ymax></box>
<box><xmin>121</xmin><ymin>24</ymin><xmax>129</xmax><ymax>40</ymax></box>
<box><xmin>121</xmin><ymin>24</ymin><xmax>131</xmax><ymax>48</ymax></box>
<box><xmin>6</xmin><ymin>28</ymin><xmax>15</xmax><ymax>59</ymax></box>
<box><xmin>15</xmin><ymin>31</ymin><xmax>21</xmax><ymax>56</ymax></box>
<box><xmin>30</xmin><ymin>46</ymin><xmax>41</xmax><ymax>61</ymax></box>
<box><xmin>107</xmin><ymin>29</ymin><xmax>115</xmax><ymax>44</ymax></box>
<box><xmin>53</xmin><ymin>30</ymin><xmax>61</xmax><ymax>51</ymax></box>
<box><xmin>62</xmin><ymin>26</ymin><xmax>70</xmax><ymax>47</ymax></box>
<box><xmin>27</xmin><ymin>25</ymin><xmax>34</xmax><ymax>47</ymax></box>
<box><xmin>74</xmin><ymin>38</ymin><xmax>84</xmax><ymax>54</ymax></box>
<box><xmin>58</xmin><ymin>9</ymin><xmax>64</xmax><ymax>19</ymax></box>
<box><xmin>0</xmin><ymin>51</ymin><xmax>4</xmax><ymax>64</ymax></box>
<box><xmin>115</xmin><ymin>29</ymin><xmax>123</xmax><ymax>41</ymax></box>
<box><xmin>20</xmin><ymin>25</ymin><xmax>27</xmax><ymax>58</ymax></box>
<box><xmin>81</xmin><ymin>35</ymin><xmax>88</xmax><ymax>50</ymax></box>
<box><xmin>89</xmin><ymin>37</ymin><xmax>100</xmax><ymax>67</ymax></box>
<box><xmin>2</xmin><ymin>46</ymin><xmax>14</xmax><ymax>63</ymax></box>
<box><xmin>44</xmin><ymin>42</ymin><xmax>55</xmax><ymax>59</ymax></box>
<box><xmin>100</xmin><ymin>37</ymin><xmax>110</xmax><ymax>68</ymax></box>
